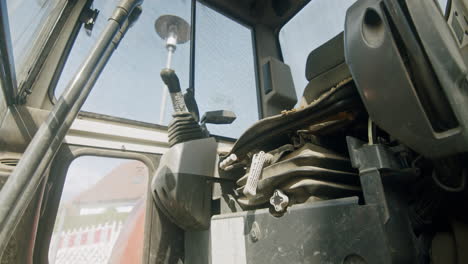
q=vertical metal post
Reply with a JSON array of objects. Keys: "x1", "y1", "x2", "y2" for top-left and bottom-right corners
[
  {"x1": 0, "y1": 0, "x2": 18, "y2": 106},
  {"x1": 159, "y1": 46, "x2": 174, "y2": 124},
  {"x1": 189, "y1": 0, "x2": 196, "y2": 95},
  {"x1": 155, "y1": 15, "x2": 191, "y2": 123}
]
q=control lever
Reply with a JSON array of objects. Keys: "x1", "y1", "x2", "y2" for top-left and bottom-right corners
[
  {"x1": 201, "y1": 110, "x2": 236, "y2": 125},
  {"x1": 155, "y1": 15, "x2": 190, "y2": 123},
  {"x1": 161, "y1": 68, "x2": 206, "y2": 146},
  {"x1": 160, "y1": 68, "x2": 187, "y2": 113}
]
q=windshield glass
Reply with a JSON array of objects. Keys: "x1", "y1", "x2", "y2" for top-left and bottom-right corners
[
  {"x1": 6, "y1": 0, "x2": 66, "y2": 84},
  {"x1": 55, "y1": 0, "x2": 192, "y2": 125},
  {"x1": 54, "y1": 0, "x2": 258, "y2": 138},
  {"x1": 279, "y1": 0, "x2": 356, "y2": 105},
  {"x1": 194, "y1": 1, "x2": 258, "y2": 138},
  {"x1": 437, "y1": 0, "x2": 448, "y2": 14},
  {"x1": 49, "y1": 156, "x2": 148, "y2": 264}
]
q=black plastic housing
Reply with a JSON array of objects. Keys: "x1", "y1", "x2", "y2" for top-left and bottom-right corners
[
  {"x1": 345, "y1": 0, "x2": 468, "y2": 158},
  {"x1": 152, "y1": 137, "x2": 217, "y2": 230}
]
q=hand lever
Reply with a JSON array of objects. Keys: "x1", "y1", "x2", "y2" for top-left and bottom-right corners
[{"x1": 160, "y1": 68, "x2": 187, "y2": 113}]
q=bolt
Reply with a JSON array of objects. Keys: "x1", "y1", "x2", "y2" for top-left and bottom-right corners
[
  {"x1": 249, "y1": 222, "x2": 260, "y2": 242},
  {"x1": 270, "y1": 189, "x2": 289, "y2": 213},
  {"x1": 228, "y1": 196, "x2": 236, "y2": 206},
  {"x1": 219, "y1": 153, "x2": 237, "y2": 170}
]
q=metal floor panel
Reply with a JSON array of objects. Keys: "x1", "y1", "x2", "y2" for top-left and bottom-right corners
[{"x1": 208, "y1": 197, "x2": 391, "y2": 264}]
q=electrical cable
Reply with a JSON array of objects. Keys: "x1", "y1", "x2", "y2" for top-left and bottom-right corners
[{"x1": 432, "y1": 168, "x2": 466, "y2": 192}]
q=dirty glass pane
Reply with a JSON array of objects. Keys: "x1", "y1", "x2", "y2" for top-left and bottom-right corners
[
  {"x1": 54, "y1": 0, "x2": 192, "y2": 125},
  {"x1": 437, "y1": 0, "x2": 448, "y2": 14},
  {"x1": 6, "y1": 0, "x2": 66, "y2": 83},
  {"x1": 49, "y1": 156, "x2": 148, "y2": 264},
  {"x1": 195, "y1": 1, "x2": 258, "y2": 138},
  {"x1": 279, "y1": 0, "x2": 356, "y2": 105}
]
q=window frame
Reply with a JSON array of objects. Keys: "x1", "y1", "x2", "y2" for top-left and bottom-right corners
[
  {"x1": 275, "y1": 0, "x2": 357, "y2": 103},
  {"x1": 193, "y1": 0, "x2": 261, "y2": 136},
  {"x1": 0, "y1": 0, "x2": 18, "y2": 106},
  {"x1": 34, "y1": 144, "x2": 166, "y2": 264},
  {"x1": 196, "y1": 0, "x2": 262, "y2": 119},
  {"x1": 1, "y1": 0, "x2": 74, "y2": 105},
  {"x1": 274, "y1": 0, "x2": 312, "y2": 63}
]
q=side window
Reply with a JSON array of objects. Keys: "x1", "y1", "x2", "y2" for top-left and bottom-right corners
[
  {"x1": 6, "y1": 0, "x2": 66, "y2": 84},
  {"x1": 194, "y1": 2, "x2": 259, "y2": 138},
  {"x1": 54, "y1": 0, "x2": 192, "y2": 125},
  {"x1": 437, "y1": 0, "x2": 448, "y2": 14},
  {"x1": 279, "y1": 0, "x2": 356, "y2": 104},
  {"x1": 48, "y1": 156, "x2": 148, "y2": 264}
]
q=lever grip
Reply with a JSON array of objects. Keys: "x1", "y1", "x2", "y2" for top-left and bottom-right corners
[{"x1": 160, "y1": 68, "x2": 181, "y2": 93}]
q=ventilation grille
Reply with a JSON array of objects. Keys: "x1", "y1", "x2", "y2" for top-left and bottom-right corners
[{"x1": 0, "y1": 158, "x2": 19, "y2": 167}]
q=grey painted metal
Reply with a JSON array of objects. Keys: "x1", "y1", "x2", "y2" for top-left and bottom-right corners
[
  {"x1": 0, "y1": 0, "x2": 17, "y2": 106},
  {"x1": 0, "y1": 0, "x2": 143, "y2": 255},
  {"x1": 208, "y1": 197, "x2": 392, "y2": 264},
  {"x1": 261, "y1": 57, "x2": 297, "y2": 116},
  {"x1": 185, "y1": 230, "x2": 210, "y2": 264},
  {"x1": 345, "y1": 0, "x2": 468, "y2": 158},
  {"x1": 346, "y1": 136, "x2": 402, "y2": 223},
  {"x1": 346, "y1": 136, "x2": 417, "y2": 263},
  {"x1": 152, "y1": 137, "x2": 218, "y2": 230}
]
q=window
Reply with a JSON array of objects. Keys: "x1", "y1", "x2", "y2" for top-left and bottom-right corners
[
  {"x1": 194, "y1": 2, "x2": 258, "y2": 138},
  {"x1": 54, "y1": 0, "x2": 192, "y2": 125},
  {"x1": 49, "y1": 156, "x2": 149, "y2": 264},
  {"x1": 437, "y1": 0, "x2": 448, "y2": 14},
  {"x1": 279, "y1": 0, "x2": 356, "y2": 105},
  {"x1": 54, "y1": 0, "x2": 258, "y2": 137},
  {"x1": 6, "y1": 0, "x2": 66, "y2": 83}
]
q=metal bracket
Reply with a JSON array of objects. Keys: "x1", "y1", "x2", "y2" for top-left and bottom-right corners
[
  {"x1": 347, "y1": 136, "x2": 402, "y2": 173},
  {"x1": 346, "y1": 136, "x2": 403, "y2": 223},
  {"x1": 80, "y1": 6, "x2": 100, "y2": 34}
]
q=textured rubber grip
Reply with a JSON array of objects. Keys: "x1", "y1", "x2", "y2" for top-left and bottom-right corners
[
  {"x1": 243, "y1": 151, "x2": 267, "y2": 197},
  {"x1": 160, "y1": 68, "x2": 181, "y2": 93}
]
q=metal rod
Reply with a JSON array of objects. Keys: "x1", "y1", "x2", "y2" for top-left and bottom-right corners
[
  {"x1": 0, "y1": 0, "x2": 18, "y2": 106},
  {"x1": 166, "y1": 45, "x2": 175, "y2": 68},
  {"x1": 0, "y1": 0, "x2": 142, "y2": 255},
  {"x1": 189, "y1": 0, "x2": 196, "y2": 95},
  {"x1": 159, "y1": 86, "x2": 169, "y2": 123},
  {"x1": 159, "y1": 46, "x2": 175, "y2": 123}
]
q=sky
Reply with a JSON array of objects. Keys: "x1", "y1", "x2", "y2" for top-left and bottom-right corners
[
  {"x1": 6, "y1": 0, "x2": 64, "y2": 83},
  {"x1": 59, "y1": 156, "x2": 142, "y2": 202},
  {"x1": 279, "y1": 0, "x2": 356, "y2": 102}
]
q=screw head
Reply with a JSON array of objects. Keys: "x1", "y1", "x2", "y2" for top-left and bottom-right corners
[
  {"x1": 249, "y1": 222, "x2": 260, "y2": 242},
  {"x1": 270, "y1": 189, "x2": 289, "y2": 213}
]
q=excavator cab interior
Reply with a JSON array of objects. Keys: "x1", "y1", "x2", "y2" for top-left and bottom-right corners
[{"x1": 0, "y1": 0, "x2": 468, "y2": 263}]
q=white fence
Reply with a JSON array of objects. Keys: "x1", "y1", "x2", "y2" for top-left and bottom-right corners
[{"x1": 49, "y1": 221, "x2": 124, "y2": 264}]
